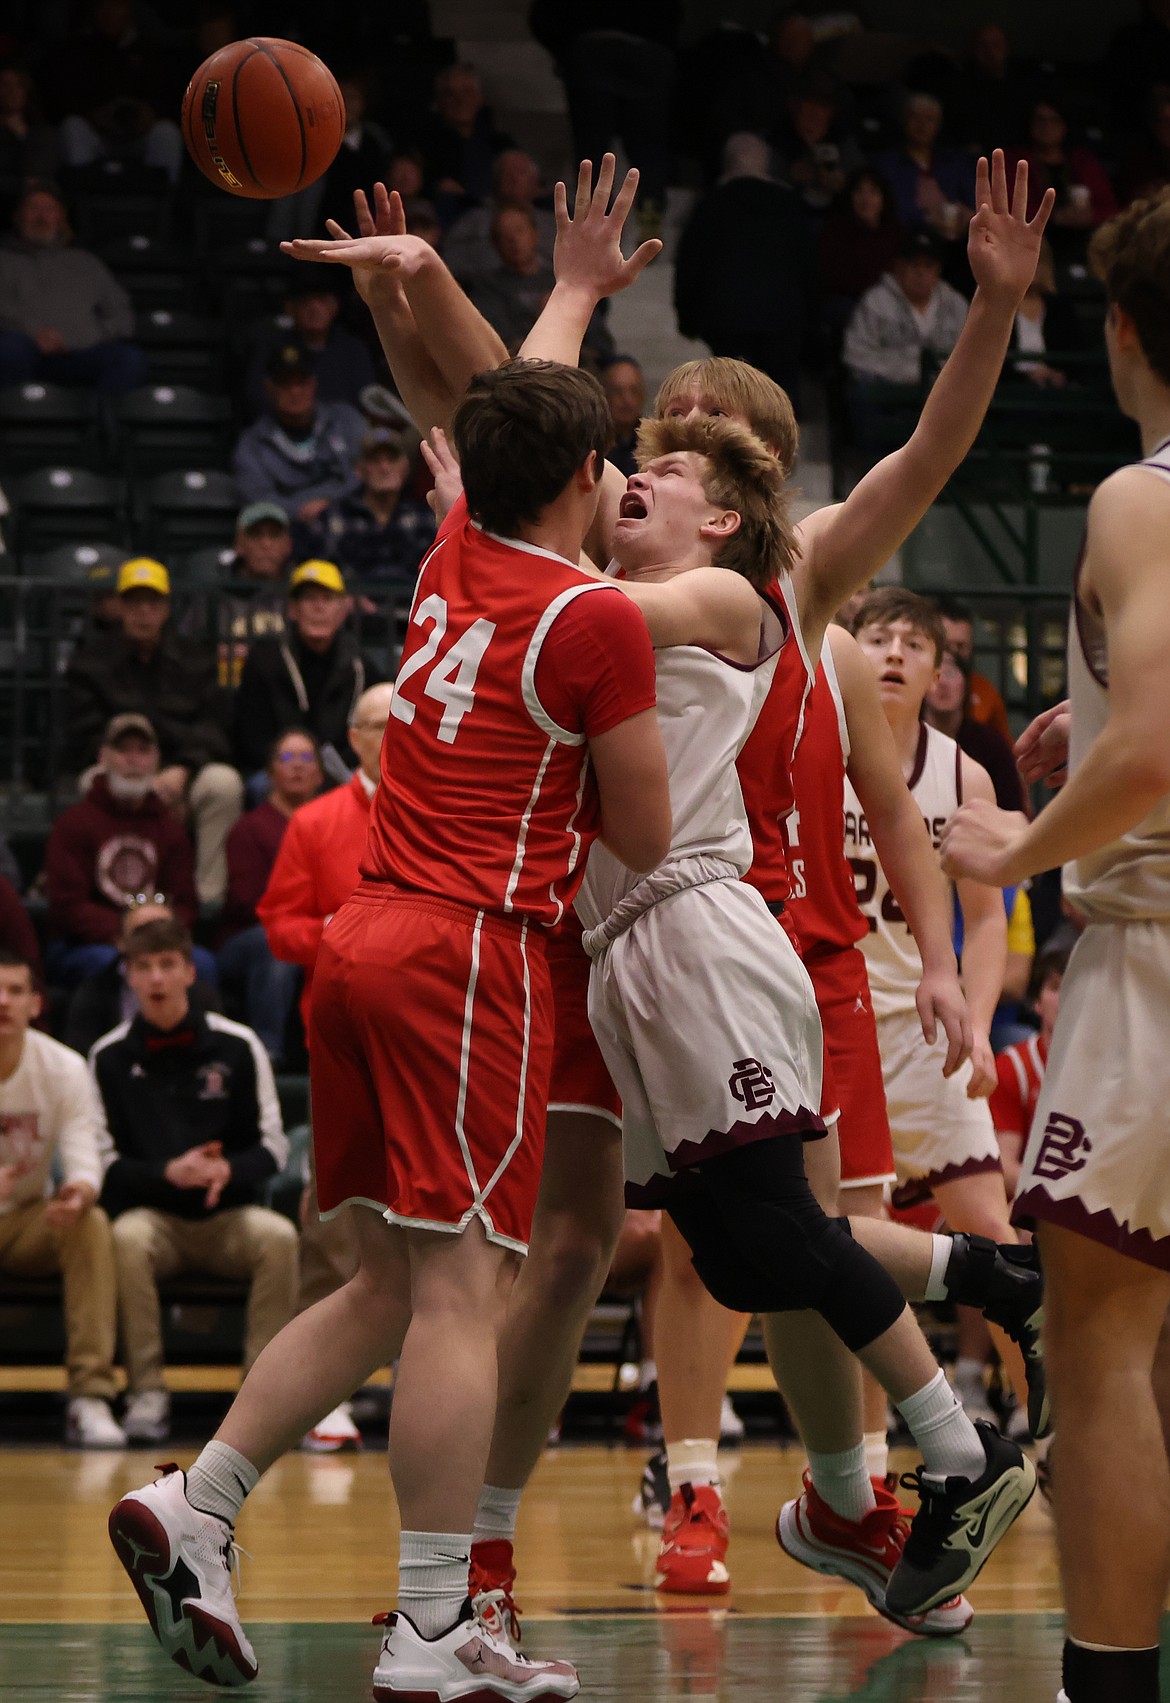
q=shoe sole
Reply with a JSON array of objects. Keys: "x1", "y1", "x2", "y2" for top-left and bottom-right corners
[
  {"x1": 886, "y1": 1454, "x2": 1038, "y2": 1618},
  {"x1": 108, "y1": 1497, "x2": 257, "y2": 1686},
  {"x1": 775, "y1": 1503, "x2": 972, "y2": 1638},
  {"x1": 654, "y1": 1556, "x2": 731, "y2": 1596},
  {"x1": 372, "y1": 1680, "x2": 579, "y2": 1702}
]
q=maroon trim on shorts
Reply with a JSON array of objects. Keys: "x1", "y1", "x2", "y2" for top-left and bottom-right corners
[
  {"x1": 891, "y1": 1153, "x2": 1003, "y2": 1212},
  {"x1": 624, "y1": 1107, "x2": 826, "y2": 1207},
  {"x1": 1014, "y1": 1186, "x2": 1170, "y2": 1272}
]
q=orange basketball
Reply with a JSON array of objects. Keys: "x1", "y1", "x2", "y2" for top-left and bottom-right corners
[{"x1": 182, "y1": 38, "x2": 345, "y2": 200}]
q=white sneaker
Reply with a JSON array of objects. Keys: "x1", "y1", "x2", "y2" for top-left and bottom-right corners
[
  {"x1": 108, "y1": 1465, "x2": 257, "y2": 1686},
  {"x1": 719, "y1": 1394, "x2": 745, "y2": 1444},
  {"x1": 301, "y1": 1400, "x2": 362, "y2": 1453},
  {"x1": 952, "y1": 1372, "x2": 996, "y2": 1429},
  {"x1": 123, "y1": 1389, "x2": 171, "y2": 1443},
  {"x1": 372, "y1": 1596, "x2": 579, "y2": 1701},
  {"x1": 66, "y1": 1396, "x2": 127, "y2": 1449}
]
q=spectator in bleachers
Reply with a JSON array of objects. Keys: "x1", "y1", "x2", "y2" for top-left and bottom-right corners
[
  {"x1": 0, "y1": 184, "x2": 147, "y2": 393},
  {"x1": 415, "y1": 62, "x2": 515, "y2": 203},
  {"x1": 45, "y1": 711, "x2": 198, "y2": 982},
  {"x1": 843, "y1": 227, "x2": 968, "y2": 448},
  {"x1": 0, "y1": 875, "x2": 41, "y2": 987},
  {"x1": 94, "y1": 916, "x2": 296, "y2": 1443},
  {"x1": 67, "y1": 558, "x2": 244, "y2": 909},
  {"x1": 232, "y1": 559, "x2": 380, "y2": 785},
  {"x1": 1115, "y1": 84, "x2": 1170, "y2": 206},
  {"x1": 1009, "y1": 96, "x2": 1117, "y2": 236},
  {"x1": 875, "y1": 92, "x2": 975, "y2": 242},
  {"x1": 674, "y1": 132, "x2": 817, "y2": 409},
  {"x1": 773, "y1": 78, "x2": 864, "y2": 217},
  {"x1": 0, "y1": 947, "x2": 124, "y2": 1447},
  {"x1": 469, "y1": 206, "x2": 558, "y2": 352},
  {"x1": 990, "y1": 942, "x2": 1068, "y2": 1191},
  {"x1": 45, "y1": 0, "x2": 183, "y2": 183},
  {"x1": 923, "y1": 642, "x2": 1025, "y2": 812},
  {"x1": 949, "y1": 23, "x2": 1033, "y2": 156},
  {"x1": 443, "y1": 148, "x2": 556, "y2": 287},
  {"x1": 217, "y1": 502, "x2": 293, "y2": 683},
  {"x1": 600, "y1": 355, "x2": 645, "y2": 479},
  {"x1": 401, "y1": 195, "x2": 442, "y2": 247},
  {"x1": 0, "y1": 833, "x2": 21, "y2": 892},
  {"x1": 64, "y1": 893, "x2": 220, "y2": 1059},
  {"x1": 244, "y1": 272, "x2": 376, "y2": 416},
  {"x1": 312, "y1": 427, "x2": 435, "y2": 589},
  {"x1": 932, "y1": 594, "x2": 1012, "y2": 740},
  {"x1": 233, "y1": 345, "x2": 366, "y2": 526},
  {"x1": 818, "y1": 168, "x2": 903, "y2": 326},
  {"x1": 385, "y1": 148, "x2": 426, "y2": 201},
  {"x1": 0, "y1": 64, "x2": 60, "y2": 199},
  {"x1": 218, "y1": 730, "x2": 323, "y2": 1065},
  {"x1": 267, "y1": 70, "x2": 394, "y2": 245}
]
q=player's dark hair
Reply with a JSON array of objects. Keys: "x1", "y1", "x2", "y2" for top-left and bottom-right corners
[
  {"x1": 268, "y1": 726, "x2": 324, "y2": 772},
  {"x1": 1029, "y1": 942, "x2": 1070, "y2": 1002},
  {"x1": 123, "y1": 918, "x2": 194, "y2": 964},
  {"x1": 453, "y1": 359, "x2": 613, "y2": 537},
  {"x1": 0, "y1": 947, "x2": 35, "y2": 977},
  {"x1": 931, "y1": 593, "x2": 974, "y2": 628},
  {"x1": 849, "y1": 586, "x2": 947, "y2": 664},
  {"x1": 1090, "y1": 188, "x2": 1170, "y2": 386},
  {"x1": 635, "y1": 414, "x2": 798, "y2": 590}
]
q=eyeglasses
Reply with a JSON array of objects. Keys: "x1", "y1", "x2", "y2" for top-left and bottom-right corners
[
  {"x1": 125, "y1": 892, "x2": 168, "y2": 909},
  {"x1": 275, "y1": 751, "x2": 321, "y2": 764}
]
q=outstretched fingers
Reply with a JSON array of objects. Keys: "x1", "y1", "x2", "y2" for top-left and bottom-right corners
[
  {"x1": 622, "y1": 237, "x2": 663, "y2": 282},
  {"x1": 1029, "y1": 184, "x2": 1057, "y2": 235},
  {"x1": 591, "y1": 151, "x2": 617, "y2": 213},
  {"x1": 553, "y1": 177, "x2": 569, "y2": 233},
  {"x1": 990, "y1": 147, "x2": 1008, "y2": 214},
  {"x1": 573, "y1": 158, "x2": 593, "y2": 221},
  {"x1": 1010, "y1": 157, "x2": 1028, "y2": 222},
  {"x1": 609, "y1": 164, "x2": 642, "y2": 227},
  {"x1": 975, "y1": 154, "x2": 991, "y2": 210},
  {"x1": 353, "y1": 187, "x2": 374, "y2": 237}
]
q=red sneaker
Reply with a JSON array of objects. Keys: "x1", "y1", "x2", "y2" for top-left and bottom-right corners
[
  {"x1": 776, "y1": 1471, "x2": 972, "y2": 1637},
  {"x1": 655, "y1": 1483, "x2": 731, "y2": 1595},
  {"x1": 467, "y1": 1538, "x2": 521, "y2": 1645}
]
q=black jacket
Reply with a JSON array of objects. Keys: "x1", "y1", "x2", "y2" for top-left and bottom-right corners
[
  {"x1": 67, "y1": 627, "x2": 230, "y2": 773},
  {"x1": 94, "y1": 1005, "x2": 288, "y2": 1220},
  {"x1": 232, "y1": 628, "x2": 378, "y2": 777}
]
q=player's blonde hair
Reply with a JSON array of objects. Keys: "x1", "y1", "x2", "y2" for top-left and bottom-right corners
[
  {"x1": 653, "y1": 358, "x2": 800, "y2": 475},
  {"x1": 1090, "y1": 187, "x2": 1170, "y2": 386},
  {"x1": 635, "y1": 414, "x2": 798, "y2": 591}
]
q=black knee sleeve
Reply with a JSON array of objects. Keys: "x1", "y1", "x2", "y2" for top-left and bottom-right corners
[{"x1": 666, "y1": 1137, "x2": 906, "y2": 1352}]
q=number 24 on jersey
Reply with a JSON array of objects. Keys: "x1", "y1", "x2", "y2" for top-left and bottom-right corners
[{"x1": 391, "y1": 594, "x2": 496, "y2": 745}]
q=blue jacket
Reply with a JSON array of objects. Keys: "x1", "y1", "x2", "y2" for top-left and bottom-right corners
[{"x1": 232, "y1": 401, "x2": 366, "y2": 512}]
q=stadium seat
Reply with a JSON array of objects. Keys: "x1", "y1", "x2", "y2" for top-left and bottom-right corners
[
  {"x1": 113, "y1": 385, "x2": 233, "y2": 475},
  {"x1": 143, "y1": 468, "x2": 239, "y2": 554},
  {"x1": 135, "y1": 309, "x2": 225, "y2": 390},
  {"x1": 0, "y1": 384, "x2": 102, "y2": 473},
  {"x1": 25, "y1": 541, "x2": 127, "y2": 584},
  {"x1": 63, "y1": 161, "x2": 173, "y2": 246},
  {"x1": 192, "y1": 193, "x2": 271, "y2": 261},
  {"x1": 11, "y1": 468, "x2": 128, "y2": 554},
  {"x1": 211, "y1": 238, "x2": 296, "y2": 320},
  {"x1": 99, "y1": 234, "x2": 199, "y2": 313},
  {"x1": 179, "y1": 545, "x2": 236, "y2": 584}
]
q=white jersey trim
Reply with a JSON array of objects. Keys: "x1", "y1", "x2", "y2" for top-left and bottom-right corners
[
  {"x1": 821, "y1": 638, "x2": 850, "y2": 761},
  {"x1": 452, "y1": 910, "x2": 486, "y2": 1195},
  {"x1": 478, "y1": 920, "x2": 533, "y2": 1205},
  {"x1": 520, "y1": 580, "x2": 618, "y2": 745},
  {"x1": 504, "y1": 739, "x2": 556, "y2": 914},
  {"x1": 474, "y1": 520, "x2": 582, "y2": 574}
]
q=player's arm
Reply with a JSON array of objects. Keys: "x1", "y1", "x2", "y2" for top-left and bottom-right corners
[
  {"x1": 1015, "y1": 698, "x2": 1070, "y2": 788},
  {"x1": 589, "y1": 709, "x2": 672, "y2": 873},
  {"x1": 953, "y1": 754, "x2": 1008, "y2": 1097},
  {"x1": 830, "y1": 627, "x2": 972, "y2": 1075},
  {"x1": 794, "y1": 153, "x2": 1055, "y2": 647},
  {"x1": 942, "y1": 468, "x2": 1170, "y2": 885},
  {"x1": 615, "y1": 567, "x2": 762, "y2": 662}
]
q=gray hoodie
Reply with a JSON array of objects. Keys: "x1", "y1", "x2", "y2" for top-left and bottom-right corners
[
  {"x1": 843, "y1": 270, "x2": 970, "y2": 387},
  {"x1": 0, "y1": 236, "x2": 134, "y2": 349}
]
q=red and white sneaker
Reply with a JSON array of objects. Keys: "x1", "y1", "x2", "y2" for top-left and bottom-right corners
[
  {"x1": 301, "y1": 1401, "x2": 362, "y2": 1453},
  {"x1": 108, "y1": 1464, "x2": 257, "y2": 1685},
  {"x1": 371, "y1": 1597, "x2": 579, "y2": 1701},
  {"x1": 469, "y1": 1538, "x2": 522, "y2": 1645},
  {"x1": 654, "y1": 1483, "x2": 731, "y2": 1595},
  {"x1": 776, "y1": 1472, "x2": 973, "y2": 1638}
]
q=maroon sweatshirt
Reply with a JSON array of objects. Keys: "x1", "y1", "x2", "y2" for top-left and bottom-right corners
[
  {"x1": 221, "y1": 799, "x2": 290, "y2": 937},
  {"x1": 45, "y1": 775, "x2": 198, "y2": 945},
  {"x1": 0, "y1": 874, "x2": 43, "y2": 984}
]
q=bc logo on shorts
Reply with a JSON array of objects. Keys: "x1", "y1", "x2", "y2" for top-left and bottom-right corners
[
  {"x1": 1032, "y1": 1110, "x2": 1092, "y2": 1181},
  {"x1": 729, "y1": 1057, "x2": 777, "y2": 1111}
]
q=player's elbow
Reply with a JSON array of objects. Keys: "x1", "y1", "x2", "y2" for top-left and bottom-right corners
[{"x1": 600, "y1": 800, "x2": 672, "y2": 874}]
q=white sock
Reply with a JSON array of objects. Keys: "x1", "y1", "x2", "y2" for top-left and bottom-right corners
[
  {"x1": 863, "y1": 1430, "x2": 889, "y2": 1482},
  {"x1": 185, "y1": 1441, "x2": 260, "y2": 1526},
  {"x1": 807, "y1": 1442, "x2": 877, "y2": 1523},
  {"x1": 923, "y1": 1235, "x2": 953, "y2": 1302},
  {"x1": 397, "y1": 1530, "x2": 470, "y2": 1639},
  {"x1": 666, "y1": 1438, "x2": 719, "y2": 1493},
  {"x1": 897, "y1": 1369, "x2": 987, "y2": 1482},
  {"x1": 472, "y1": 1484, "x2": 522, "y2": 1544},
  {"x1": 639, "y1": 1359, "x2": 658, "y2": 1392}
]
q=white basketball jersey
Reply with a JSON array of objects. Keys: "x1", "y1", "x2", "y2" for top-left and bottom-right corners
[
  {"x1": 576, "y1": 601, "x2": 784, "y2": 935},
  {"x1": 843, "y1": 722, "x2": 962, "y2": 1017},
  {"x1": 1062, "y1": 440, "x2": 1170, "y2": 921}
]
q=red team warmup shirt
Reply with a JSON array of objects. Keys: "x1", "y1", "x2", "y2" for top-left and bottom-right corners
[
  {"x1": 991, "y1": 1032, "x2": 1049, "y2": 1162},
  {"x1": 311, "y1": 496, "x2": 656, "y2": 1248}
]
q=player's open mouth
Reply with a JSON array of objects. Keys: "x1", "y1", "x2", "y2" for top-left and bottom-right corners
[
  {"x1": 619, "y1": 492, "x2": 648, "y2": 520},
  {"x1": 881, "y1": 670, "x2": 905, "y2": 684}
]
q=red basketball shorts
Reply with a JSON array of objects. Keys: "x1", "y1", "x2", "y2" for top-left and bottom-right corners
[
  {"x1": 310, "y1": 882, "x2": 554, "y2": 1254},
  {"x1": 806, "y1": 944, "x2": 896, "y2": 1190},
  {"x1": 546, "y1": 913, "x2": 621, "y2": 1125}
]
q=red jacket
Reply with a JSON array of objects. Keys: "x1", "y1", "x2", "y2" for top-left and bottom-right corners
[
  {"x1": 221, "y1": 800, "x2": 291, "y2": 936},
  {"x1": 257, "y1": 770, "x2": 373, "y2": 1026},
  {"x1": 45, "y1": 775, "x2": 198, "y2": 945}
]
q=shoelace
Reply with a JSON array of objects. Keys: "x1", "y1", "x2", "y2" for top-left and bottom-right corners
[
  {"x1": 897, "y1": 1468, "x2": 956, "y2": 1569},
  {"x1": 472, "y1": 1584, "x2": 522, "y2": 1645},
  {"x1": 222, "y1": 1536, "x2": 252, "y2": 1599}
]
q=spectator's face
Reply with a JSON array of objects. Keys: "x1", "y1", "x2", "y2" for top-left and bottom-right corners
[
  {"x1": 854, "y1": 617, "x2": 941, "y2": 714},
  {"x1": 494, "y1": 150, "x2": 539, "y2": 205},
  {"x1": 1036, "y1": 969, "x2": 1063, "y2": 1038},
  {"x1": 972, "y1": 23, "x2": 1009, "y2": 76},
  {"x1": 851, "y1": 175, "x2": 885, "y2": 226},
  {"x1": 101, "y1": 734, "x2": 160, "y2": 787},
  {"x1": 603, "y1": 361, "x2": 646, "y2": 435},
  {"x1": 235, "y1": 520, "x2": 291, "y2": 580},
  {"x1": 387, "y1": 154, "x2": 424, "y2": 197},
  {"x1": 268, "y1": 374, "x2": 317, "y2": 429},
  {"x1": 289, "y1": 586, "x2": 347, "y2": 649},
  {"x1": 269, "y1": 732, "x2": 323, "y2": 808},
  {"x1": 119, "y1": 589, "x2": 170, "y2": 647},
  {"x1": 1030, "y1": 104, "x2": 1066, "y2": 149},
  {"x1": 340, "y1": 78, "x2": 366, "y2": 127},
  {"x1": 0, "y1": 69, "x2": 30, "y2": 117},
  {"x1": 613, "y1": 453, "x2": 741, "y2": 573},
  {"x1": 792, "y1": 97, "x2": 834, "y2": 145},
  {"x1": 492, "y1": 209, "x2": 539, "y2": 272},
  {"x1": 125, "y1": 950, "x2": 195, "y2": 1028},
  {"x1": 895, "y1": 254, "x2": 942, "y2": 308},
  {"x1": 773, "y1": 14, "x2": 814, "y2": 67},
  {"x1": 196, "y1": 8, "x2": 236, "y2": 55},
  {"x1": 120, "y1": 901, "x2": 173, "y2": 951},
  {"x1": 925, "y1": 649, "x2": 967, "y2": 717},
  {"x1": 359, "y1": 447, "x2": 410, "y2": 498},
  {"x1": 941, "y1": 614, "x2": 974, "y2": 664},
  {"x1": 16, "y1": 191, "x2": 66, "y2": 246},
  {"x1": 0, "y1": 963, "x2": 39, "y2": 1041},
  {"x1": 904, "y1": 99, "x2": 942, "y2": 150},
  {"x1": 289, "y1": 291, "x2": 338, "y2": 338},
  {"x1": 437, "y1": 68, "x2": 482, "y2": 131},
  {"x1": 347, "y1": 684, "x2": 394, "y2": 779}
]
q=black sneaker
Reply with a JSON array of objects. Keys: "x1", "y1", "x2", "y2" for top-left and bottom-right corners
[
  {"x1": 945, "y1": 1235, "x2": 1050, "y2": 1438},
  {"x1": 631, "y1": 1447, "x2": 671, "y2": 1530},
  {"x1": 886, "y1": 1422, "x2": 1037, "y2": 1618}
]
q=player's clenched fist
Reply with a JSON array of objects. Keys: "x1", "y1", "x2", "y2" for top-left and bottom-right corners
[{"x1": 939, "y1": 798, "x2": 1030, "y2": 887}]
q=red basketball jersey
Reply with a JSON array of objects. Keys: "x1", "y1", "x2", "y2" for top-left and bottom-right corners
[
  {"x1": 784, "y1": 648, "x2": 869, "y2": 957},
  {"x1": 363, "y1": 497, "x2": 655, "y2": 927},
  {"x1": 990, "y1": 1032, "x2": 1049, "y2": 1142},
  {"x1": 737, "y1": 578, "x2": 816, "y2": 905}
]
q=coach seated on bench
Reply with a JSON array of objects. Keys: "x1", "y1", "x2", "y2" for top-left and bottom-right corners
[
  {"x1": 0, "y1": 949, "x2": 124, "y2": 1448},
  {"x1": 92, "y1": 918, "x2": 297, "y2": 1443}
]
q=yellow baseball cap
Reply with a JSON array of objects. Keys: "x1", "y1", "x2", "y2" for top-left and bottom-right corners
[
  {"x1": 290, "y1": 559, "x2": 346, "y2": 595},
  {"x1": 116, "y1": 557, "x2": 171, "y2": 596}
]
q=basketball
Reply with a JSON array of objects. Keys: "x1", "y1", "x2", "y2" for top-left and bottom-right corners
[{"x1": 181, "y1": 38, "x2": 345, "y2": 200}]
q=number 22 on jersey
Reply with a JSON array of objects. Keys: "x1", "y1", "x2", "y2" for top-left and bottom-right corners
[{"x1": 391, "y1": 593, "x2": 496, "y2": 745}]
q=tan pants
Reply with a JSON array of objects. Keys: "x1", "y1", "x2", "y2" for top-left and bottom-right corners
[
  {"x1": 188, "y1": 762, "x2": 244, "y2": 907},
  {"x1": 111, "y1": 1205, "x2": 298, "y2": 1391},
  {"x1": 0, "y1": 1201, "x2": 119, "y2": 1398},
  {"x1": 297, "y1": 1142, "x2": 359, "y2": 1313}
]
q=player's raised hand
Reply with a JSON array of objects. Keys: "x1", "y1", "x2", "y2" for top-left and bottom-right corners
[
  {"x1": 552, "y1": 153, "x2": 663, "y2": 303},
  {"x1": 940, "y1": 796, "x2": 1030, "y2": 886},
  {"x1": 967, "y1": 149, "x2": 1056, "y2": 306},
  {"x1": 280, "y1": 183, "x2": 432, "y2": 306},
  {"x1": 916, "y1": 966, "x2": 973, "y2": 1078},
  {"x1": 420, "y1": 428, "x2": 463, "y2": 523},
  {"x1": 1014, "y1": 698, "x2": 1070, "y2": 788}
]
